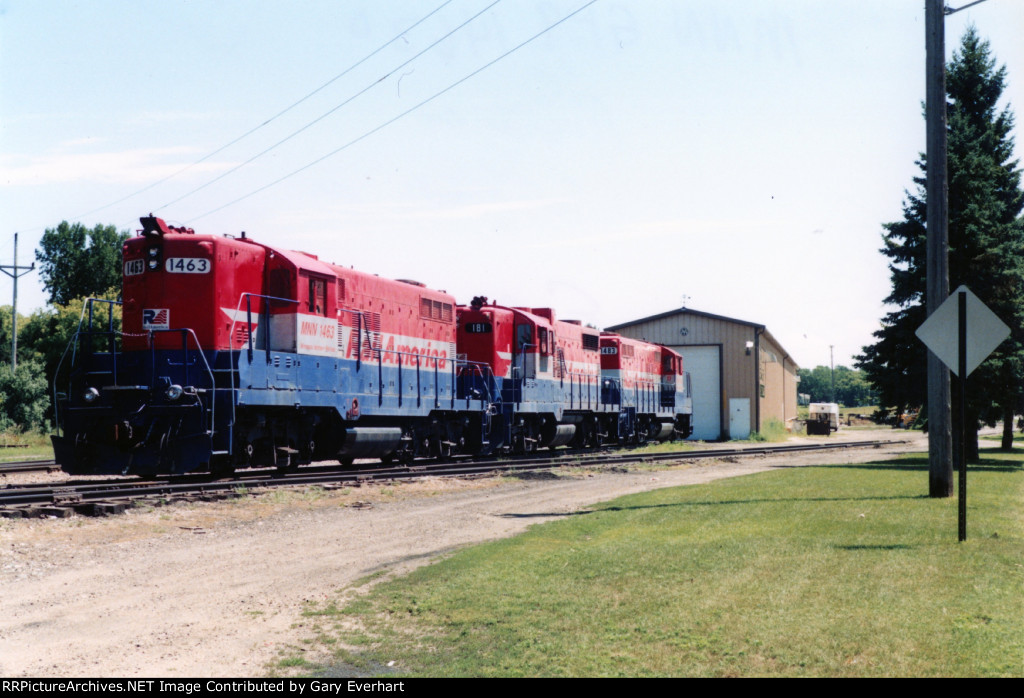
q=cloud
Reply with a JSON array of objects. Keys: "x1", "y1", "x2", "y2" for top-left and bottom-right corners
[
  {"x1": 1, "y1": 146, "x2": 233, "y2": 187},
  {"x1": 267, "y1": 198, "x2": 566, "y2": 227}
]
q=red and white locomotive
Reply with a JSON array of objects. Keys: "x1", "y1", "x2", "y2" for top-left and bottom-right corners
[
  {"x1": 52, "y1": 216, "x2": 692, "y2": 476},
  {"x1": 457, "y1": 297, "x2": 692, "y2": 452}
]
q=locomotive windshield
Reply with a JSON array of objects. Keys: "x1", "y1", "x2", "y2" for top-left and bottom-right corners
[{"x1": 516, "y1": 324, "x2": 532, "y2": 349}]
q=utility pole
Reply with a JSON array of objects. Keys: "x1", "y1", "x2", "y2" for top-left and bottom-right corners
[
  {"x1": 925, "y1": 0, "x2": 953, "y2": 497},
  {"x1": 924, "y1": 0, "x2": 989, "y2": 497},
  {"x1": 829, "y1": 344, "x2": 835, "y2": 403},
  {"x1": 0, "y1": 233, "x2": 36, "y2": 372}
]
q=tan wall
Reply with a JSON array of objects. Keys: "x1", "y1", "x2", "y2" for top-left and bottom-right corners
[
  {"x1": 610, "y1": 311, "x2": 797, "y2": 438},
  {"x1": 758, "y1": 333, "x2": 799, "y2": 430}
]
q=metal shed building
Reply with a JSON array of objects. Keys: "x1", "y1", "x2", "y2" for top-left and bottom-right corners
[{"x1": 605, "y1": 308, "x2": 800, "y2": 440}]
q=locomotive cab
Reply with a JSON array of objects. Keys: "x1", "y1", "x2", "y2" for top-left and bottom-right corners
[
  {"x1": 54, "y1": 217, "x2": 269, "y2": 475},
  {"x1": 598, "y1": 333, "x2": 689, "y2": 444}
]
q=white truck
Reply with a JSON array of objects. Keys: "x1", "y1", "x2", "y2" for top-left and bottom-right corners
[{"x1": 806, "y1": 403, "x2": 840, "y2": 436}]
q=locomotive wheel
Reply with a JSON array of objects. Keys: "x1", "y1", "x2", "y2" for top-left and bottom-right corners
[
  {"x1": 380, "y1": 453, "x2": 394, "y2": 465},
  {"x1": 517, "y1": 435, "x2": 535, "y2": 455},
  {"x1": 340, "y1": 456, "x2": 355, "y2": 468},
  {"x1": 431, "y1": 437, "x2": 452, "y2": 462}
]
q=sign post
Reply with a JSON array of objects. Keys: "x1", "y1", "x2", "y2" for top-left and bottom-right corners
[
  {"x1": 915, "y1": 286, "x2": 1009, "y2": 541},
  {"x1": 957, "y1": 291, "x2": 966, "y2": 541}
]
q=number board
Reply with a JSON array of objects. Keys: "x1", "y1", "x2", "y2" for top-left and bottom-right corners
[
  {"x1": 165, "y1": 258, "x2": 210, "y2": 274},
  {"x1": 124, "y1": 259, "x2": 145, "y2": 276}
]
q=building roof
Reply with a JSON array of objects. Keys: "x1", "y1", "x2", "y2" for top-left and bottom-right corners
[
  {"x1": 606, "y1": 306, "x2": 765, "y2": 332},
  {"x1": 605, "y1": 307, "x2": 798, "y2": 369}
]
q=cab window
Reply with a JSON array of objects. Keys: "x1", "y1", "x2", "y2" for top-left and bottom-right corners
[
  {"x1": 308, "y1": 277, "x2": 327, "y2": 316},
  {"x1": 516, "y1": 324, "x2": 533, "y2": 350}
]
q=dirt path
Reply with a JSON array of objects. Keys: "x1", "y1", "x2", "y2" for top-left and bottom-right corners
[{"x1": 0, "y1": 430, "x2": 926, "y2": 677}]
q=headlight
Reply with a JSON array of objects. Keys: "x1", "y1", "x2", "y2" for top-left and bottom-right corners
[
  {"x1": 165, "y1": 384, "x2": 183, "y2": 401},
  {"x1": 82, "y1": 387, "x2": 100, "y2": 403},
  {"x1": 148, "y1": 259, "x2": 159, "y2": 270}
]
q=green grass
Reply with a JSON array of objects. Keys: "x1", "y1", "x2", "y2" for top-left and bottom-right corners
[
  {"x1": 0, "y1": 429, "x2": 54, "y2": 461},
  {"x1": 289, "y1": 450, "x2": 1023, "y2": 677},
  {"x1": 746, "y1": 416, "x2": 790, "y2": 442},
  {"x1": 630, "y1": 439, "x2": 699, "y2": 455}
]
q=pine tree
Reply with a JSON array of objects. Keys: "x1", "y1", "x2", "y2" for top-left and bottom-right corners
[{"x1": 857, "y1": 26, "x2": 1024, "y2": 455}]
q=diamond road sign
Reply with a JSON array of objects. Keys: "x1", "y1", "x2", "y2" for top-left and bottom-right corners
[{"x1": 915, "y1": 285, "x2": 1011, "y2": 377}]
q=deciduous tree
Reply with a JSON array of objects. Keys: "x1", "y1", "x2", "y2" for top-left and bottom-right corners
[{"x1": 35, "y1": 221, "x2": 129, "y2": 306}]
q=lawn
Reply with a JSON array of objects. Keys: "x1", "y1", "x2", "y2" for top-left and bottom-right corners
[
  {"x1": 0, "y1": 429, "x2": 54, "y2": 462},
  {"x1": 285, "y1": 450, "x2": 1023, "y2": 677}
]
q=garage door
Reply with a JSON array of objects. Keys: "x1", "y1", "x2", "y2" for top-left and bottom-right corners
[{"x1": 675, "y1": 345, "x2": 721, "y2": 441}]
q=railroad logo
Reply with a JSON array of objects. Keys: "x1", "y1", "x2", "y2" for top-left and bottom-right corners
[{"x1": 142, "y1": 308, "x2": 170, "y2": 330}]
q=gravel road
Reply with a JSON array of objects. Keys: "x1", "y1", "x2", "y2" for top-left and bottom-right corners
[{"x1": 0, "y1": 429, "x2": 926, "y2": 677}]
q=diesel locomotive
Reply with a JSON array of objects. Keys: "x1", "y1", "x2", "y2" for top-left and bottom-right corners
[{"x1": 51, "y1": 216, "x2": 693, "y2": 476}]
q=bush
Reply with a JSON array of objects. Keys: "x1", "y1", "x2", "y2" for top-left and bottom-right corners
[{"x1": 0, "y1": 361, "x2": 50, "y2": 432}]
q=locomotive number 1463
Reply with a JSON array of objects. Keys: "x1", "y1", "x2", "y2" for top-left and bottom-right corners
[{"x1": 165, "y1": 258, "x2": 210, "y2": 273}]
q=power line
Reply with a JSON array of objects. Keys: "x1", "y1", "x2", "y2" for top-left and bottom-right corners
[
  {"x1": 188, "y1": 0, "x2": 600, "y2": 223},
  {"x1": 62, "y1": 0, "x2": 456, "y2": 223},
  {"x1": 156, "y1": 0, "x2": 504, "y2": 212}
]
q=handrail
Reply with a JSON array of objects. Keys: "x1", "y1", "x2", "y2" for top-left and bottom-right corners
[
  {"x1": 146, "y1": 327, "x2": 217, "y2": 438},
  {"x1": 227, "y1": 292, "x2": 299, "y2": 364},
  {"x1": 70, "y1": 298, "x2": 123, "y2": 382},
  {"x1": 53, "y1": 319, "x2": 216, "y2": 441},
  {"x1": 229, "y1": 292, "x2": 299, "y2": 438},
  {"x1": 53, "y1": 298, "x2": 124, "y2": 435},
  {"x1": 455, "y1": 358, "x2": 498, "y2": 407},
  {"x1": 365, "y1": 344, "x2": 453, "y2": 409}
]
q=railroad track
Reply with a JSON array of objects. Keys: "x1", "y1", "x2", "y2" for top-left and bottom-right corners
[
  {"x1": 0, "y1": 439, "x2": 907, "y2": 519},
  {"x1": 0, "y1": 459, "x2": 59, "y2": 474}
]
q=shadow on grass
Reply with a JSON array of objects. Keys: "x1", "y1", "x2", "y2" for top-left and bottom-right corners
[
  {"x1": 835, "y1": 544, "x2": 913, "y2": 551},
  {"x1": 826, "y1": 456, "x2": 1023, "y2": 473},
  {"x1": 497, "y1": 510, "x2": 594, "y2": 519},
  {"x1": 596, "y1": 493, "x2": 929, "y2": 515}
]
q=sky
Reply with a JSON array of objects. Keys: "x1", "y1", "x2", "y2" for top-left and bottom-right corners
[{"x1": 2, "y1": 0, "x2": 1023, "y2": 371}]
